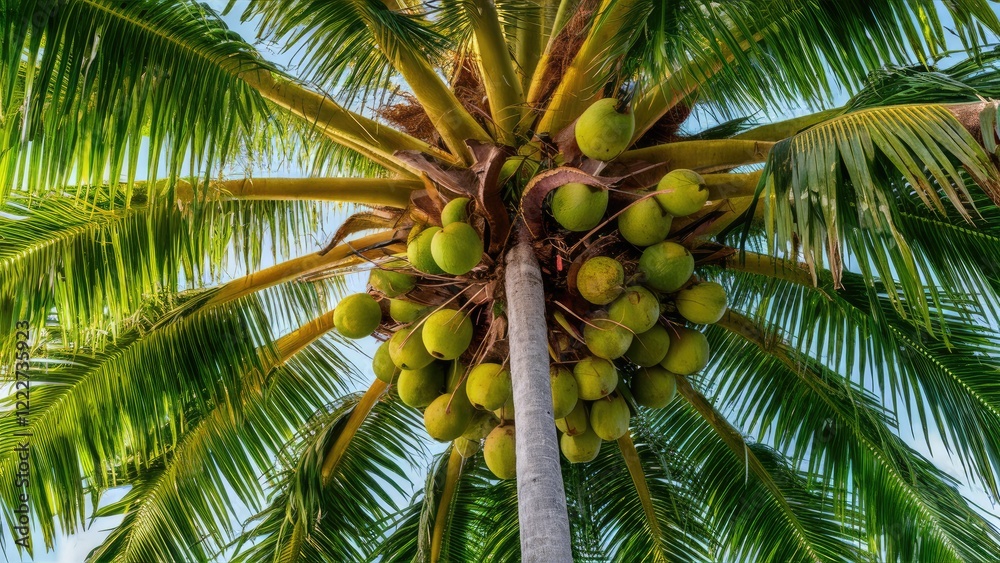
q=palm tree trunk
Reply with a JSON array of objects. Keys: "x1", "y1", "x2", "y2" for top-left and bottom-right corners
[{"x1": 504, "y1": 234, "x2": 573, "y2": 563}]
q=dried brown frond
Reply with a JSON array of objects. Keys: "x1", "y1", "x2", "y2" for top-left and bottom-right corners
[
  {"x1": 532, "y1": 0, "x2": 602, "y2": 113},
  {"x1": 377, "y1": 90, "x2": 440, "y2": 146},
  {"x1": 633, "y1": 102, "x2": 693, "y2": 148}
]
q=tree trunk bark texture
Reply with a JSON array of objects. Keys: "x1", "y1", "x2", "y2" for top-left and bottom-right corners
[{"x1": 504, "y1": 237, "x2": 573, "y2": 563}]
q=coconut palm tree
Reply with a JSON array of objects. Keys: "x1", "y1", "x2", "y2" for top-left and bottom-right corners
[{"x1": 5, "y1": 0, "x2": 1000, "y2": 561}]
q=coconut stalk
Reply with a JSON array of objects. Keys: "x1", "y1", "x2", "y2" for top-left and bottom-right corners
[
  {"x1": 504, "y1": 235, "x2": 573, "y2": 563},
  {"x1": 469, "y1": 0, "x2": 525, "y2": 144}
]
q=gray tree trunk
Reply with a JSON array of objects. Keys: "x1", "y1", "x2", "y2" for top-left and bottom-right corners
[{"x1": 504, "y1": 236, "x2": 573, "y2": 563}]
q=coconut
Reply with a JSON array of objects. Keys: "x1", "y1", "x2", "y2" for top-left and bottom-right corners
[
  {"x1": 575, "y1": 98, "x2": 635, "y2": 161},
  {"x1": 589, "y1": 394, "x2": 630, "y2": 441},
  {"x1": 388, "y1": 324, "x2": 435, "y2": 370},
  {"x1": 408, "y1": 227, "x2": 445, "y2": 275},
  {"x1": 550, "y1": 366, "x2": 580, "y2": 419},
  {"x1": 430, "y1": 222, "x2": 483, "y2": 275},
  {"x1": 484, "y1": 425, "x2": 517, "y2": 479},
  {"x1": 493, "y1": 395, "x2": 515, "y2": 421},
  {"x1": 462, "y1": 411, "x2": 499, "y2": 441},
  {"x1": 422, "y1": 308, "x2": 474, "y2": 360},
  {"x1": 676, "y1": 281, "x2": 728, "y2": 324},
  {"x1": 454, "y1": 436, "x2": 480, "y2": 458},
  {"x1": 583, "y1": 314, "x2": 633, "y2": 360},
  {"x1": 573, "y1": 356, "x2": 618, "y2": 400},
  {"x1": 618, "y1": 196, "x2": 672, "y2": 247},
  {"x1": 660, "y1": 327, "x2": 710, "y2": 375},
  {"x1": 561, "y1": 427, "x2": 602, "y2": 463},
  {"x1": 654, "y1": 169, "x2": 708, "y2": 217},
  {"x1": 466, "y1": 363, "x2": 512, "y2": 411},
  {"x1": 630, "y1": 366, "x2": 677, "y2": 409},
  {"x1": 576, "y1": 256, "x2": 624, "y2": 305},
  {"x1": 396, "y1": 362, "x2": 446, "y2": 408},
  {"x1": 445, "y1": 360, "x2": 467, "y2": 393},
  {"x1": 334, "y1": 293, "x2": 382, "y2": 339},
  {"x1": 372, "y1": 340, "x2": 400, "y2": 383},
  {"x1": 625, "y1": 324, "x2": 671, "y2": 367},
  {"x1": 608, "y1": 286, "x2": 660, "y2": 333},
  {"x1": 550, "y1": 183, "x2": 608, "y2": 232},
  {"x1": 555, "y1": 400, "x2": 589, "y2": 436},
  {"x1": 424, "y1": 391, "x2": 474, "y2": 442},
  {"x1": 368, "y1": 266, "x2": 416, "y2": 298},
  {"x1": 389, "y1": 299, "x2": 427, "y2": 323},
  {"x1": 638, "y1": 241, "x2": 695, "y2": 293},
  {"x1": 441, "y1": 197, "x2": 472, "y2": 226}
]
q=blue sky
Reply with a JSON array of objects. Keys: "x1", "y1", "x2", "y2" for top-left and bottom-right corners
[{"x1": 6, "y1": 1, "x2": 1000, "y2": 561}]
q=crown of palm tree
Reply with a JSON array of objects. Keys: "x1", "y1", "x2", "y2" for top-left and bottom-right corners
[{"x1": 5, "y1": 1, "x2": 1000, "y2": 561}]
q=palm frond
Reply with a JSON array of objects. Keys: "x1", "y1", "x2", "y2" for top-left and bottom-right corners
[
  {"x1": 710, "y1": 310, "x2": 1000, "y2": 562},
  {"x1": 232, "y1": 391, "x2": 423, "y2": 562},
  {"x1": 632, "y1": 0, "x2": 1000, "y2": 132},
  {"x1": 0, "y1": 0, "x2": 274, "y2": 202},
  {"x1": 86, "y1": 323, "x2": 362, "y2": 562},
  {"x1": 748, "y1": 102, "x2": 1000, "y2": 333}
]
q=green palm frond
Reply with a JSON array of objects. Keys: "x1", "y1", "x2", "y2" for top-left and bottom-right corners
[
  {"x1": 708, "y1": 312, "x2": 1000, "y2": 562},
  {"x1": 86, "y1": 327, "x2": 362, "y2": 563},
  {"x1": 568, "y1": 430, "x2": 711, "y2": 562},
  {"x1": 233, "y1": 393, "x2": 423, "y2": 563},
  {"x1": 235, "y1": 0, "x2": 444, "y2": 107},
  {"x1": 0, "y1": 187, "x2": 326, "y2": 359},
  {"x1": 0, "y1": 292, "x2": 277, "y2": 548},
  {"x1": 721, "y1": 257, "x2": 1000, "y2": 501},
  {"x1": 748, "y1": 102, "x2": 1000, "y2": 333},
  {"x1": 632, "y1": 0, "x2": 1000, "y2": 124},
  {"x1": 0, "y1": 0, "x2": 275, "y2": 202}
]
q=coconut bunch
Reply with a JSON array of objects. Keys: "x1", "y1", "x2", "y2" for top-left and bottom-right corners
[
  {"x1": 534, "y1": 100, "x2": 730, "y2": 464},
  {"x1": 328, "y1": 97, "x2": 730, "y2": 480}
]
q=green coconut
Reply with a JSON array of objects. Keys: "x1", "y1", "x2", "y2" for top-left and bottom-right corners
[
  {"x1": 424, "y1": 391, "x2": 475, "y2": 442},
  {"x1": 445, "y1": 360, "x2": 467, "y2": 393},
  {"x1": 575, "y1": 98, "x2": 635, "y2": 161},
  {"x1": 454, "y1": 436, "x2": 480, "y2": 458},
  {"x1": 573, "y1": 356, "x2": 618, "y2": 400},
  {"x1": 422, "y1": 308, "x2": 474, "y2": 360},
  {"x1": 560, "y1": 427, "x2": 602, "y2": 463},
  {"x1": 589, "y1": 394, "x2": 630, "y2": 441},
  {"x1": 618, "y1": 196, "x2": 672, "y2": 247},
  {"x1": 638, "y1": 241, "x2": 695, "y2": 293},
  {"x1": 555, "y1": 400, "x2": 589, "y2": 436},
  {"x1": 334, "y1": 293, "x2": 382, "y2": 339},
  {"x1": 466, "y1": 363, "x2": 512, "y2": 411},
  {"x1": 493, "y1": 395, "x2": 515, "y2": 421},
  {"x1": 462, "y1": 411, "x2": 499, "y2": 441},
  {"x1": 389, "y1": 299, "x2": 427, "y2": 323},
  {"x1": 583, "y1": 314, "x2": 633, "y2": 360},
  {"x1": 388, "y1": 324, "x2": 435, "y2": 370},
  {"x1": 630, "y1": 366, "x2": 677, "y2": 409},
  {"x1": 431, "y1": 222, "x2": 483, "y2": 275},
  {"x1": 550, "y1": 366, "x2": 580, "y2": 419},
  {"x1": 654, "y1": 169, "x2": 708, "y2": 217},
  {"x1": 441, "y1": 197, "x2": 472, "y2": 226},
  {"x1": 368, "y1": 265, "x2": 416, "y2": 298},
  {"x1": 408, "y1": 226, "x2": 445, "y2": 275},
  {"x1": 660, "y1": 327, "x2": 710, "y2": 375},
  {"x1": 576, "y1": 256, "x2": 624, "y2": 305},
  {"x1": 550, "y1": 183, "x2": 609, "y2": 232},
  {"x1": 625, "y1": 324, "x2": 671, "y2": 367},
  {"x1": 396, "y1": 362, "x2": 446, "y2": 408},
  {"x1": 608, "y1": 286, "x2": 660, "y2": 333},
  {"x1": 676, "y1": 281, "x2": 728, "y2": 324},
  {"x1": 484, "y1": 425, "x2": 517, "y2": 479},
  {"x1": 372, "y1": 340, "x2": 400, "y2": 383}
]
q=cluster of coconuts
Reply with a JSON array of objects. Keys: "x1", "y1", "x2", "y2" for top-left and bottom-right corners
[
  {"x1": 541, "y1": 99, "x2": 730, "y2": 464},
  {"x1": 329, "y1": 97, "x2": 730, "y2": 481},
  {"x1": 329, "y1": 197, "x2": 526, "y2": 477}
]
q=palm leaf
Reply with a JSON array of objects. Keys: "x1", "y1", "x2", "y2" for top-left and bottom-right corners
[
  {"x1": 749, "y1": 102, "x2": 1000, "y2": 333},
  {"x1": 0, "y1": 0, "x2": 274, "y2": 202}
]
